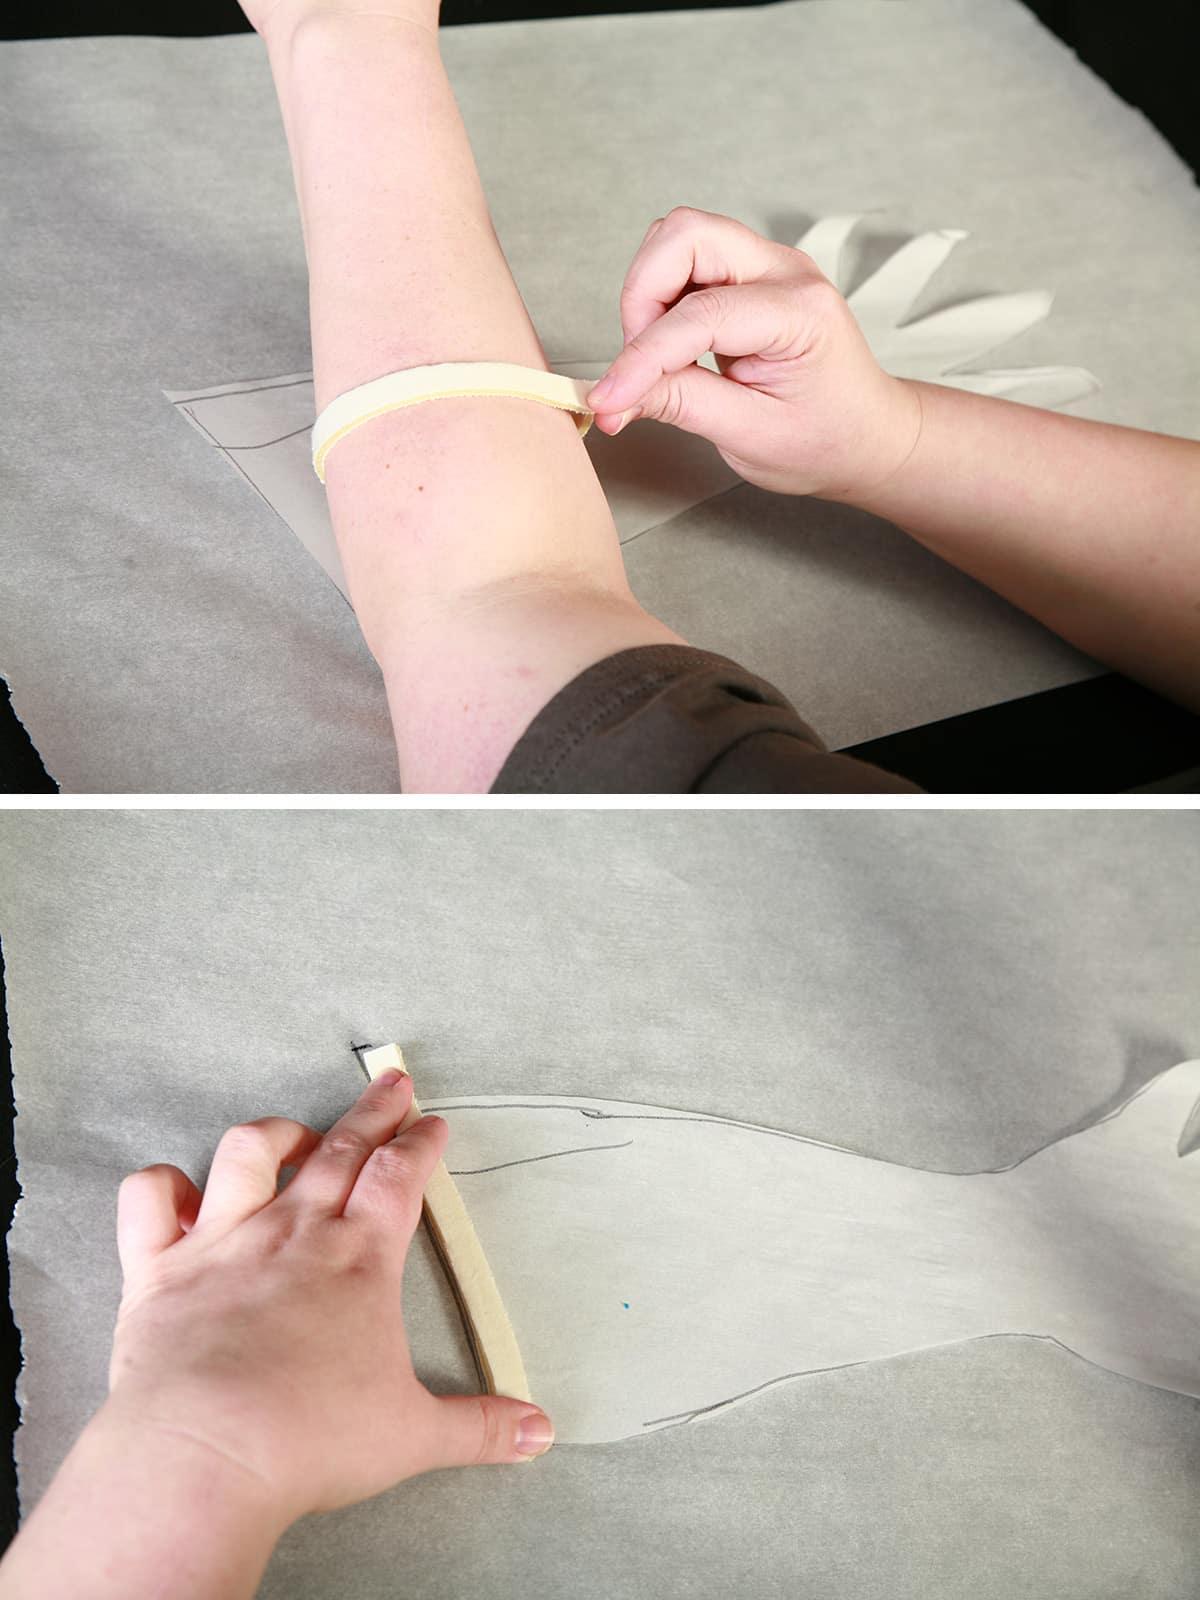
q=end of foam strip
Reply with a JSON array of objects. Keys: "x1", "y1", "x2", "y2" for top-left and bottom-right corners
[{"x1": 361, "y1": 1041, "x2": 408, "y2": 1079}]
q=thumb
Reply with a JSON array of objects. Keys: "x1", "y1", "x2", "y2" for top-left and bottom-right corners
[
  {"x1": 611, "y1": 359, "x2": 764, "y2": 450},
  {"x1": 425, "y1": 1392, "x2": 555, "y2": 1469}
]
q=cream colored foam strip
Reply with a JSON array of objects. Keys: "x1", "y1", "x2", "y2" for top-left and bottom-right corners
[
  {"x1": 311, "y1": 363, "x2": 595, "y2": 482},
  {"x1": 361, "y1": 1043, "x2": 533, "y2": 1412}
]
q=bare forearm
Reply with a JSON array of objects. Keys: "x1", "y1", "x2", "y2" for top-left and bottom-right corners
[
  {"x1": 845, "y1": 382, "x2": 1200, "y2": 710},
  {"x1": 264, "y1": 14, "x2": 678, "y2": 789},
  {"x1": 0, "y1": 1403, "x2": 288, "y2": 1600},
  {"x1": 267, "y1": 11, "x2": 544, "y2": 415}
]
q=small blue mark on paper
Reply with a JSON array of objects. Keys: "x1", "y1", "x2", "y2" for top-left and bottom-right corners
[{"x1": 622, "y1": 1301, "x2": 630, "y2": 1310}]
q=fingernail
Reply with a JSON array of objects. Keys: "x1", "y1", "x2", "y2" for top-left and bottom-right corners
[
  {"x1": 588, "y1": 376, "x2": 616, "y2": 407},
  {"x1": 612, "y1": 407, "x2": 640, "y2": 435},
  {"x1": 515, "y1": 1410, "x2": 555, "y2": 1456},
  {"x1": 373, "y1": 1068, "x2": 406, "y2": 1087}
]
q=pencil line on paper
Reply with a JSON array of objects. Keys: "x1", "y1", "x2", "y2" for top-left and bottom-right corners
[
  {"x1": 640, "y1": 1331, "x2": 1199, "y2": 1430},
  {"x1": 171, "y1": 374, "x2": 316, "y2": 404},
  {"x1": 223, "y1": 425, "x2": 313, "y2": 452},
  {"x1": 426, "y1": 1067, "x2": 1198, "y2": 1177},
  {"x1": 448, "y1": 1139, "x2": 634, "y2": 1177}
]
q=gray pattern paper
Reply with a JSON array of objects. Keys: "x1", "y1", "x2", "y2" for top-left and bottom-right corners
[
  {"x1": 3, "y1": 810, "x2": 1200, "y2": 1595},
  {"x1": 3, "y1": 1, "x2": 1200, "y2": 788}
]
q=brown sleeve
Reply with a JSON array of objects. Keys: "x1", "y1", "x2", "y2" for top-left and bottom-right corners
[{"x1": 490, "y1": 644, "x2": 921, "y2": 794}]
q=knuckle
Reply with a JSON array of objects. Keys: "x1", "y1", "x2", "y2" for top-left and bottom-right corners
[
  {"x1": 765, "y1": 248, "x2": 810, "y2": 285},
  {"x1": 799, "y1": 275, "x2": 845, "y2": 316},
  {"x1": 219, "y1": 1123, "x2": 272, "y2": 1161},
  {"x1": 656, "y1": 377, "x2": 688, "y2": 429},
  {"x1": 321, "y1": 1129, "x2": 372, "y2": 1163},
  {"x1": 665, "y1": 204, "x2": 703, "y2": 228},
  {"x1": 789, "y1": 246, "x2": 821, "y2": 276},
  {"x1": 677, "y1": 286, "x2": 724, "y2": 325},
  {"x1": 259, "y1": 1208, "x2": 300, "y2": 1248},
  {"x1": 624, "y1": 297, "x2": 652, "y2": 344},
  {"x1": 618, "y1": 282, "x2": 642, "y2": 317},
  {"x1": 367, "y1": 1140, "x2": 420, "y2": 1184},
  {"x1": 472, "y1": 1396, "x2": 503, "y2": 1466},
  {"x1": 623, "y1": 328, "x2": 662, "y2": 374}
]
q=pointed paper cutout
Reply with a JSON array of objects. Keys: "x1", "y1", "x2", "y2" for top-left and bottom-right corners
[
  {"x1": 796, "y1": 214, "x2": 1098, "y2": 405},
  {"x1": 416, "y1": 1059, "x2": 1200, "y2": 1444}
]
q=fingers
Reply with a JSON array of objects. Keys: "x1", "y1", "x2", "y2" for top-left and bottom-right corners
[
  {"x1": 615, "y1": 205, "x2": 795, "y2": 352},
  {"x1": 277, "y1": 1069, "x2": 416, "y2": 1218},
  {"x1": 193, "y1": 1117, "x2": 322, "y2": 1238},
  {"x1": 589, "y1": 206, "x2": 826, "y2": 424},
  {"x1": 117, "y1": 1164, "x2": 203, "y2": 1277},
  {"x1": 343, "y1": 1110, "x2": 449, "y2": 1233},
  {"x1": 635, "y1": 214, "x2": 667, "y2": 268},
  {"x1": 419, "y1": 1392, "x2": 555, "y2": 1470},
  {"x1": 589, "y1": 283, "x2": 800, "y2": 422},
  {"x1": 602, "y1": 359, "x2": 769, "y2": 448}
]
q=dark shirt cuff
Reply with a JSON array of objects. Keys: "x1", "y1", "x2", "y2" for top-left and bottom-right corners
[{"x1": 490, "y1": 644, "x2": 921, "y2": 794}]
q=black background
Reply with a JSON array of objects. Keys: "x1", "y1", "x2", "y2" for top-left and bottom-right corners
[
  {"x1": 2, "y1": 0, "x2": 1198, "y2": 1554},
  {"x1": 0, "y1": 946, "x2": 20, "y2": 1551}
]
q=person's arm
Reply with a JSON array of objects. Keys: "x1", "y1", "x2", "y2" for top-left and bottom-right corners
[
  {"x1": 259, "y1": 2, "x2": 681, "y2": 791},
  {"x1": 0, "y1": 1405, "x2": 287, "y2": 1600},
  {"x1": 584, "y1": 205, "x2": 1200, "y2": 716},
  {"x1": 0, "y1": 1071, "x2": 553, "y2": 1600},
  {"x1": 837, "y1": 382, "x2": 1200, "y2": 713}
]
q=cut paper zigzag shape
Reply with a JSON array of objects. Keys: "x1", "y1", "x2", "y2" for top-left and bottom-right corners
[
  {"x1": 164, "y1": 215, "x2": 1099, "y2": 602},
  {"x1": 418, "y1": 1058, "x2": 1200, "y2": 1445},
  {"x1": 795, "y1": 214, "x2": 1100, "y2": 407}
]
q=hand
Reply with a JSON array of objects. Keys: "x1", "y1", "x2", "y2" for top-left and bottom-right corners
[
  {"x1": 586, "y1": 206, "x2": 923, "y2": 502},
  {"x1": 107, "y1": 1069, "x2": 554, "y2": 1527}
]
